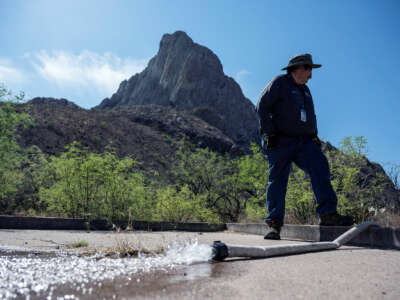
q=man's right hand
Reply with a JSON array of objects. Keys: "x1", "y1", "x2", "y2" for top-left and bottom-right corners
[
  {"x1": 312, "y1": 136, "x2": 322, "y2": 148},
  {"x1": 263, "y1": 134, "x2": 278, "y2": 150}
]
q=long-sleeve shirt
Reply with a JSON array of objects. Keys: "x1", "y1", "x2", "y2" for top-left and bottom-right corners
[{"x1": 256, "y1": 74, "x2": 318, "y2": 138}]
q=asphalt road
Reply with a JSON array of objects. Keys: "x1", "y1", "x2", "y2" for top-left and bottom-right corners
[{"x1": 1, "y1": 229, "x2": 399, "y2": 299}]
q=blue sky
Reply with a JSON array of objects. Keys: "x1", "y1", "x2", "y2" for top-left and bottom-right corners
[{"x1": 1, "y1": 0, "x2": 399, "y2": 171}]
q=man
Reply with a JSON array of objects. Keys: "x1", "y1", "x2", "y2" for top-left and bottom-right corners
[{"x1": 256, "y1": 54, "x2": 354, "y2": 240}]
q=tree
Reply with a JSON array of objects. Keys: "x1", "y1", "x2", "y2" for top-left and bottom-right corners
[
  {"x1": 154, "y1": 185, "x2": 219, "y2": 223},
  {"x1": 169, "y1": 141, "x2": 268, "y2": 222},
  {"x1": 285, "y1": 164, "x2": 316, "y2": 224},
  {"x1": 0, "y1": 84, "x2": 33, "y2": 213},
  {"x1": 386, "y1": 163, "x2": 400, "y2": 192},
  {"x1": 328, "y1": 137, "x2": 387, "y2": 222},
  {"x1": 16, "y1": 145, "x2": 48, "y2": 213},
  {"x1": 40, "y1": 142, "x2": 148, "y2": 222},
  {"x1": 236, "y1": 143, "x2": 269, "y2": 221},
  {"x1": 339, "y1": 136, "x2": 368, "y2": 158}
]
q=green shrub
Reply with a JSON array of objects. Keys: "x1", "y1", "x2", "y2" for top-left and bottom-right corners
[
  {"x1": 40, "y1": 142, "x2": 147, "y2": 222},
  {"x1": 154, "y1": 185, "x2": 220, "y2": 223},
  {"x1": 0, "y1": 84, "x2": 33, "y2": 213}
]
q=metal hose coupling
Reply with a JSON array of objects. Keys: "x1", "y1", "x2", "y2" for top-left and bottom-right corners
[{"x1": 212, "y1": 241, "x2": 229, "y2": 261}]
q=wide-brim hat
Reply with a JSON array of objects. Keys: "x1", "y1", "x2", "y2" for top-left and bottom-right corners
[{"x1": 282, "y1": 53, "x2": 322, "y2": 71}]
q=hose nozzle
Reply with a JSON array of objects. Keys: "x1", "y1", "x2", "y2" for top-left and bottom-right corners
[{"x1": 212, "y1": 241, "x2": 228, "y2": 261}]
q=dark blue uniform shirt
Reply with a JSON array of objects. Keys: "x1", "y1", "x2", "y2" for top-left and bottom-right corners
[{"x1": 256, "y1": 74, "x2": 318, "y2": 138}]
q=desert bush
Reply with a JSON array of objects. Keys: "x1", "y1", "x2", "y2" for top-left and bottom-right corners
[
  {"x1": 169, "y1": 141, "x2": 268, "y2": 222},
  {"x1": 154, "y1": 185, "x2": 220, "y2": 223},
  {"x1": 0, "y1": 84, "x2": 33, "y2": 213},
  {"x1": 40, "y1": 142, "x2": 147, "y2": 222}
]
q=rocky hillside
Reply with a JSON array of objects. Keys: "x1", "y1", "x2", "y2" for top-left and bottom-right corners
[
  {"x1": 18, "y1": 97, "x2": 235, "y2": 173},
  {"x1": 95, "y1": 31, "x2": 259, "y2": 149}
]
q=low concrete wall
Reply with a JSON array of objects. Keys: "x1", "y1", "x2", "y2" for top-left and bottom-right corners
[
  {"x1": 0, "y1": 215, "x2": 226, "y2": 232},
  {"x1": 227, "y1": 223, "x2": 400, "y2": 250},
  {"x1": 90, "y1": 219, "x2": 226, "y2": 232},
  {"x1": 2, "y1": 216, "x2": 398, "y2": 249},
  {"x1": 0, "y1": 215, "x2": 86, "y2": 230}
]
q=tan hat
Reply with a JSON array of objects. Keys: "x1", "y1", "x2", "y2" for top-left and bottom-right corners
[{"x1": 282, "y1": 53, "x2": 322, "y2": 71}]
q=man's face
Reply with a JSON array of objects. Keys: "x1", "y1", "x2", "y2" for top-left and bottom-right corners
[{"x1": 294, "y1": 65, "x2": 312, "y2": 84}]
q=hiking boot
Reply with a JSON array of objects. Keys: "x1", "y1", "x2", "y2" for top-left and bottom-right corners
[
  {"x1": 319, "y1": 212, "x2": 355, "y2": 226},
  {"x1": 264, "y1": 220, "x2": 281, "y2": 240}
]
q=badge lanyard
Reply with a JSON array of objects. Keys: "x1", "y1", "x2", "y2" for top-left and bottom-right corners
[
  {"x1": 300, "y1": 99, "x2": 307, "y2": 122},
  {"x1": 294, "y1": 86, "x2": 307, "y2": 122}
]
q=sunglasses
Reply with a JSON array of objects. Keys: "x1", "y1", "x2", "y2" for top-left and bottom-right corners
[{"x1": 303, "y1": 65, "x2": 312, "y2": 70}]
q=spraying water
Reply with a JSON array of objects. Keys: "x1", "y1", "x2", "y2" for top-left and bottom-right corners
[{"x1": 0, "y1": 239, "x2": 213, "y2": 299}]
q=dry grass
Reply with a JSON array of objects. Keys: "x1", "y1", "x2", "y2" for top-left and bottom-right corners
[
  {"x1": 113, "y1": 238, "x2": 157, "y2": 257},
  {"x1": 284, "y1": 213, "x2": 319, "y2": 225},
  {"x1": 239, "y1": 213, "x2": 320, "y2": 225},
  {"x1": 238, "y1": 215, "x2": 265, "y2": 224},
  {"x1": 68, "y1": 240, "x2": 89, "y2": 248},
  {"x1": 371, "y1": 211, "x2": 400, "y2": 228},
  {"x1": 77, "y1": 236, "x2": 165, "y2": 258}
]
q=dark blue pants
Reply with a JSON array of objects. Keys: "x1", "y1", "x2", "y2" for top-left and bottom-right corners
[{"x1": 263, "y1": 137, "x2": 337, "y2": 226}]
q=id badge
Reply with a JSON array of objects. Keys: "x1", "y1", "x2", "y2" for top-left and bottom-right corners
[{"x1": 300, "y1": 109, "x2": 307, "y2": 122}]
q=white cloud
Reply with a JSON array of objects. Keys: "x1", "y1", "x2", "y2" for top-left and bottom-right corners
[
  {"x1": 0, "y1": 58, "x2": 27, "y2": 85},
  {"x1": 28, "y1": 50, "x2": 147, "y2": 94},
  {"x1": 235, "y1": 69, "x2": 250, "y2": 82}
]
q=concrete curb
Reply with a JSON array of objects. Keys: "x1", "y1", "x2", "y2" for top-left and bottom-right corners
[
  {"x1": 1, "y1": 216, "x2": 398, "y2": 250},
  {"x1": 0, "y1": 215, "x2": 86, "y2": 230},
  {"x1": 227, "y1": 223, "x2": 400, "y2": 250},
  {"x1": 0, "y1": 215, "x2": 226, "y2": 232}
]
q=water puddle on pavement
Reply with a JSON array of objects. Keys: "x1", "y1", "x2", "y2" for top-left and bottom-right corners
[{"x1": 0, "y1": 239, "x2": 215, "y2": 299}]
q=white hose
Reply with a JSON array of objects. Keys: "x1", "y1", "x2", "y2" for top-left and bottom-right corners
[
  {"x1": 212, "y1": 221, "x2": 378, "y2": 260},
  {"x1": 333, "y1": 221, "x2": 378, "y2": 246},
  {"x1": 227, "y1": 241, "x2": 338, "y2": 258}
]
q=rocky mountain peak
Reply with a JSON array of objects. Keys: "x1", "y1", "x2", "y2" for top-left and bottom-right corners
[
  {"x1": 96, "y1": 31, "x2": 259, "y2": 148},
  {"x1": 156, "y1": 31, "x2": 223, "y2": 75},
  {"x1": 159, "y1": 31, "x2": 194, "y2": 53}
]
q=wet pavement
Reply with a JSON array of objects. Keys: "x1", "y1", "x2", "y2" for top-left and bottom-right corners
[
  {"x1": 0, "y1": 237, "x2": 212, "y2": 299},
  {"x1": 1, "y1": 229, "x2": 400, "y2": 299}
]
